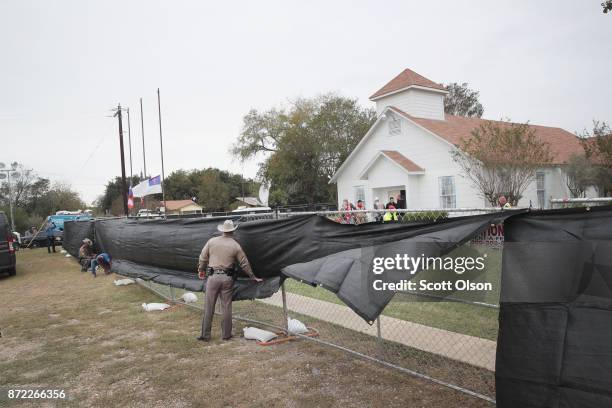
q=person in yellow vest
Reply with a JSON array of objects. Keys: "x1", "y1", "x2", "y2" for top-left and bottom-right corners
[
  {"x1": 498, "y1": 195, "x2": 512, "y2": 210},
  {"x1": 383, "y1": 204, "x2": 399, "y2": 222}
]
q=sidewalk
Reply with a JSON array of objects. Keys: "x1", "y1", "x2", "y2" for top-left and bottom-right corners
[{"x1": 258, "y1": 291, "x2": 496, "y2": 370}]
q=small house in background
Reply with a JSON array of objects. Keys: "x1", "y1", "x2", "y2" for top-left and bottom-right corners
[
  {"x1": 234, "y1": 196, "x2": 264, "y2": 208},
  {"x1": 161, "y1": 200, "x2": 203, "y2": 215},
  {"x1": 232, "y1": 197, "x2": 271, "y2": 213}
]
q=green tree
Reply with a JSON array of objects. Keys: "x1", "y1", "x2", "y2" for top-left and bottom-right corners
[
  {"x1": 197, "y1": 171, "x2": 231, "y2": 211},
  {"x1": 565, "y1": 154, "x2": 598, "y2": 198},
  {"x1": 444, "y1": 83, "x2": 484, "y2": 118},
  {"x1": 163, "y1": 168, "x2": 257, "y2": 210},
  {"x1": 0, "y1": 163, "x2": 50, "y2": 213},
  {"x1": 164, "y1": 170, "x2": 196, "y2": 200},
  {"x1": 35, "y1": 183, "x2": 86, "y2": 216},
  {"x1": 580, "y1": 121, "x2": 612, "y2": 196},
  {"x1": 452, "y1": 120, "x2": 553, "y2": 206},
  {"x1": 98, "y1": 175, "x2": 142, "y2": 213},
  {"x1": 233, "y1": 94, "x2": 375, "y2": 205}
]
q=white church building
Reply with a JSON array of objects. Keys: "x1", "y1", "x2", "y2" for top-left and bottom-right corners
[{"x1": 330, "y1": 68, "x2": 585, "y2": 210}]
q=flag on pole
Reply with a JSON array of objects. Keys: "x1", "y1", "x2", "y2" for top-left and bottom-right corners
[
  {"x1": 132, "y1": 175, "x2": 162, "y2": 197},
  {"x1": 127, "y1": 187, "x2": 134, "y2": 209}
]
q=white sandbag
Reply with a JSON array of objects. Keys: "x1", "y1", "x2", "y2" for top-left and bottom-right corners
[
  {"x1": 65, "y1": 254, "x2": 71, "y2": 258},
  {"x1": 113, "y1": 278, "x2": 135, "y2": 286},
  {"x1": 181, "y1": 292, "x2": 198, "y2": 303},
  {"x1": 288, "y1": 318, "x2": 308, "y2": 334},
  {"x1": 243, "y1": 327, "x2": 277, "y2": 343},
  {"x1": 141, "y1": 302, "x2": 170, "y2": 312},
  {"x1": 60, "y1": 249, "x2": 67, "y2": 254}
]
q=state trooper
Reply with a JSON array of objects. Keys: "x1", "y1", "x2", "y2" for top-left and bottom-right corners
[{"x1": 197, "y1": 219, "x2": 262, "y2": 341}]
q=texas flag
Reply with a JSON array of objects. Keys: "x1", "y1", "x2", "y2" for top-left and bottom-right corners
[{"x1": 127, "y1": 187, "x2": 134, "y2": 209}]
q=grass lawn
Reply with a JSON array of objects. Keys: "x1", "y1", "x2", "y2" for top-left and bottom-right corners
[{"x1": 0, "y1": 248, "x2": 491, "y2": 407}]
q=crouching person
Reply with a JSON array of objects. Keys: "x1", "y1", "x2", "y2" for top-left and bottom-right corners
[
  {"x1": 197, "y1": 220, "x2": 262, "y2": 342},
  {"x1": 91, "y1": 252, "x2": 112, "y2": 277},
  {"x1": 78, "y1": 239, "x2": 96, "y2": 272}
]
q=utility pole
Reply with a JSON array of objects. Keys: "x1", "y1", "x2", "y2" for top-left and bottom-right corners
[
  {"x1": 140, "y1": 97, "x2": 147, "y2": 179},
  {"x1": 126, "y1": 107, "x2": 133, "y2": 182},
  {"x1": 113, "y1": 104, "x2": 129, "y2": 216},
  {"x1": 157, "y1": 88, "x2": 166, "y2": 211}
]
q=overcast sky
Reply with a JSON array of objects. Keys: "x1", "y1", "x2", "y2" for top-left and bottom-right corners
[{"x1": 2, "y1": 1, "x2": 611, "y2": 204}]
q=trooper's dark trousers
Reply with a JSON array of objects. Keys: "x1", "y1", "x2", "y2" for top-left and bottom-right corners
[
  {"x1": 47, "y1": 237, "x2": 56, "y2": 253},
  {"x1": 200, "y1": 274, "x2": 234, "y2": 340}
]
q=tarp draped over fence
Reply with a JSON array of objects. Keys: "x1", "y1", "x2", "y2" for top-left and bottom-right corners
[
  {"x1": 64, "y1": 207, "x2": 612, "y2": 407},
  {"x1": 65, "y1": 211, "x2": 519, "y2": 304},
  {"x1": 281, "y1": 210, "x2": 516, "y2": 322},
  {"x1": 496, "y1": 206, "x2": 612, "y2": 408}
]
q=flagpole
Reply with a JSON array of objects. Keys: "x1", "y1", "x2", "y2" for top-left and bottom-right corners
[
  {"x1": 140, "y1": 97, "x2": 147, "y2": 179},
  {"x1": 157, "y1": 88, "x2": 166, "y2": 214},
  {"x1": 127, "y1": 108, "x2": 133, "y2": 182},
  {"x1": 139, "y1": 97, "x2": 147, "y2": 212}
]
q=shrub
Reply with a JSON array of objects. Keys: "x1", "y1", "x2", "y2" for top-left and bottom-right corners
[{"x1": 401, "y1": 211, "x2": 448, "y2": 223}]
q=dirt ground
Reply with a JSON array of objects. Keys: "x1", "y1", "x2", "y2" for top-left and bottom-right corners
[{"x1": 0, "y1": 249, "x2": 491, "y2": 407}]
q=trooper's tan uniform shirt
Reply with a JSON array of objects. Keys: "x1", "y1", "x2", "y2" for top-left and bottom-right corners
[{"x1": 198, "y1": 235, "x2": 255, "y2": 278}]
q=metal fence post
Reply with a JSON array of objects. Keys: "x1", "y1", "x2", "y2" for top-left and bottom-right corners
[
  {"x1": 376, "y1": 316, "x2": 382, "y2": 341},
  {"x1": 169, "y1": 286, "x2": 175, "y2": 302},
  {"x1": 281, "y1": 281, "x2": 289, "y2": 334}
]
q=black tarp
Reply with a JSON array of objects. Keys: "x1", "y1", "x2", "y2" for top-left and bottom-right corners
[
  {"x1": 68, "y1": 211, "x2": 522, "y2": 303},
  {"x1": 496, "y1": 206, "x2": 612, "y2": 408},
  {"x1": 281, "y1": 211, "x2": 516, "y2": 322},
  {"x1": 62, "y1": 220, "x2": 95, "y2": 257}
]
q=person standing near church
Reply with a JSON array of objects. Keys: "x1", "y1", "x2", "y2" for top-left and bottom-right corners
[{"x1": 197, "y1": 220, "x2": 262, "y2": 341}]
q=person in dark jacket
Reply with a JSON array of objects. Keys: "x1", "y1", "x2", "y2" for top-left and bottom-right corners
[{"x1": 45, "y1": 219, "x2": 57, "y2": 254}]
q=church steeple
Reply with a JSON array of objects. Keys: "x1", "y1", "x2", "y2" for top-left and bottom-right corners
[{"x1": 370, "y1": 68, "x2": 447, "y2": 120}]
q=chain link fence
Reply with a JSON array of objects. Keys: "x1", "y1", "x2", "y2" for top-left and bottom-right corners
[
  {"x1": 550, "y1": 197, "x2": 612, "y2": 209},
  {"x1": 131, "y1": 209, "x2": 503, "y2": 404}
]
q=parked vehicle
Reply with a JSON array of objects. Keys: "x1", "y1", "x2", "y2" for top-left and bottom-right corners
[
  {"x1": 0, "y1": 211, "x2": 17, "y2": 276},
  {"x1": 21, "y1": 230, "x2": 48, "y2": 248},
  {"x1": 137, "y1": 209, "x2": 162, "y2": 218},
  {"x1": 47, "y1": 213, "x2": 91, "y2": 231},
  {"x1": 231, "y1": 206, "x2": 272, "y2": 214},
  {"x1": 21, "y1": 212, "x2": 91, "y2": 248}
]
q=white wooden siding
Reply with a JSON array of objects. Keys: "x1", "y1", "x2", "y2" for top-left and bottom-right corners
[{"x1": 375, "y1": 88, "x2": 445, "y2": 120}]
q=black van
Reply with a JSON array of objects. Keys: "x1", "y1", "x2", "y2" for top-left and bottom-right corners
[{"x1": 0, "y1": 211, "x2": 16, "y2": 276}]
